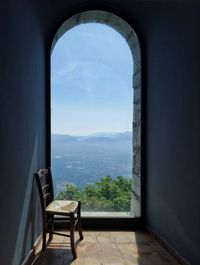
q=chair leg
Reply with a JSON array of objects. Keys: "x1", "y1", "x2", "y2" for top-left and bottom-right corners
[
  {"x1": 49, "y1": 215, "x2": 54, "y2": 241},
  {"x1": 42, "y1": 222, "x2": 47, "y2": 251},
  {"x1": 70, "y1": 213, "x2": 77, "y2": 259},
  {"x1": 77, "y1": 201, "x2": 84, "y2": 240},
  {"x1": 77, "y1": 218, "x2": 84, "y2": 240}
]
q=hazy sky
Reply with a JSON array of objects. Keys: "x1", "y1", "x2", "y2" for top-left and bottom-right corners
[{"x1": 51, "y1": 23, "x2": 133, "y2": 135}]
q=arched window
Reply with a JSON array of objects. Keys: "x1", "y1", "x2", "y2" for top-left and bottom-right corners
[{"x1": 51, "y1": 11, "x2": 141, "y2": 218}]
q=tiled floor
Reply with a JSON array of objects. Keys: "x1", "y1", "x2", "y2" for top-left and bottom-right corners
[{"x1": 32, "y1": 231, "x2": 182, "y2": 265}]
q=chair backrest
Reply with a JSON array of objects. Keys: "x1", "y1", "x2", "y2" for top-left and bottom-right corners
[{"x1": 34, "y1": 168, "x2": 54, "y2": 212}]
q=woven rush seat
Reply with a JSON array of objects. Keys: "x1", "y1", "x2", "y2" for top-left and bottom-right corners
[{"x1": 46, "y1": 200, "x2": 78, "y2": 214}]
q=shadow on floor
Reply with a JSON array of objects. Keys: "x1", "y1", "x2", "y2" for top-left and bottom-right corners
[
  {"x1": 33, "y1": 242, "x2": 74, "y2": 265},
  {"x1": 135, "y1": 232, "x2": 182, "y2": 265}
]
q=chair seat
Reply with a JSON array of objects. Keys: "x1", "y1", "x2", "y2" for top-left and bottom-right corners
[{"x1": 45, "y1": 200, "x2": 78, "y2": 215}]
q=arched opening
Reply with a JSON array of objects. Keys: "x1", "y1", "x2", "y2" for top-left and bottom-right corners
[{"x1": 50, "y1": 11, "x2": 141, "y2": 218}]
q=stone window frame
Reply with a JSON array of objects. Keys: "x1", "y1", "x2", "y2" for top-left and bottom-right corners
[{"x1": 51, "y1": 10, "x2": 141, "y2": 217}]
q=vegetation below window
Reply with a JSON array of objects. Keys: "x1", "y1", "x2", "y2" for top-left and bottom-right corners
[{"x1": 56, "y1": 175, "x2": 132, "y2": 212}]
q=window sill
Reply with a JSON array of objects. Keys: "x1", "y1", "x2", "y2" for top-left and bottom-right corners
[{"x1": 82, "y1": 211, "x2": 134, "y2": 218}]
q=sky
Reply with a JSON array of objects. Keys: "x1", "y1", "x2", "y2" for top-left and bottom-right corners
[{"x1": 51, "y1": 23, "x2": 133, "y2": 136}]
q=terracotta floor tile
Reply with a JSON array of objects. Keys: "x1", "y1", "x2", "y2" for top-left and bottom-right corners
[{"x1": 32, "y1": 231, "x2": 182, "y2": 265}]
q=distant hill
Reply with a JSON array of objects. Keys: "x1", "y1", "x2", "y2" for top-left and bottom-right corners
[
  {"x1": 51, "y1": 131, "x2": 132, "y2": 143},
  {"x1": 88, "y1": 131, "x2": 132, "y2": 138}
]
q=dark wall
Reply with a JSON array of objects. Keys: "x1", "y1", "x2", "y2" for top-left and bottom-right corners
[
  {"x1": 145, "y1": 4, "x2": 200, "y2": 265},
  {"x1": 0, "y1": 1, "x2": 47, "y2": 264}
]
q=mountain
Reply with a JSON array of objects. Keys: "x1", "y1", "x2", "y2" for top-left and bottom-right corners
[
  {"x1": 51, "y1": 131, "x2": 132, "y2": 143},
  {"x1": 88, "y1": 131, "x2": 132, "y2": 138}
]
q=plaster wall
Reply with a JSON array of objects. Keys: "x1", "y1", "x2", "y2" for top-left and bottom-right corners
[
  {"x1": 0, "y1": 1, "x2": 47, "y2": 264},
  {"x1": 144, "y1": 4, "x2": 200, "y2": 264}
]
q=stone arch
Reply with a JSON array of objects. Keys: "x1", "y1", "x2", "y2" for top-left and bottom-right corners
[{"x1": 51, "y1": 10, "x2": 141, "y2": 217}]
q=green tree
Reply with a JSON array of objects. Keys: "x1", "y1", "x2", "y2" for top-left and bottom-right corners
[
  {"x1": 55, "y1": 176, "x2": 132, "y2": 212},
  {"x1": 56, "y1": 183, "x2": 80, "y2": 200}
]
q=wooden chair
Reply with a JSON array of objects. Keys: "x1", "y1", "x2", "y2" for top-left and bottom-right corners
[{"x1": 34, "y1": 168, "x2": 83, "y2": 259}]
